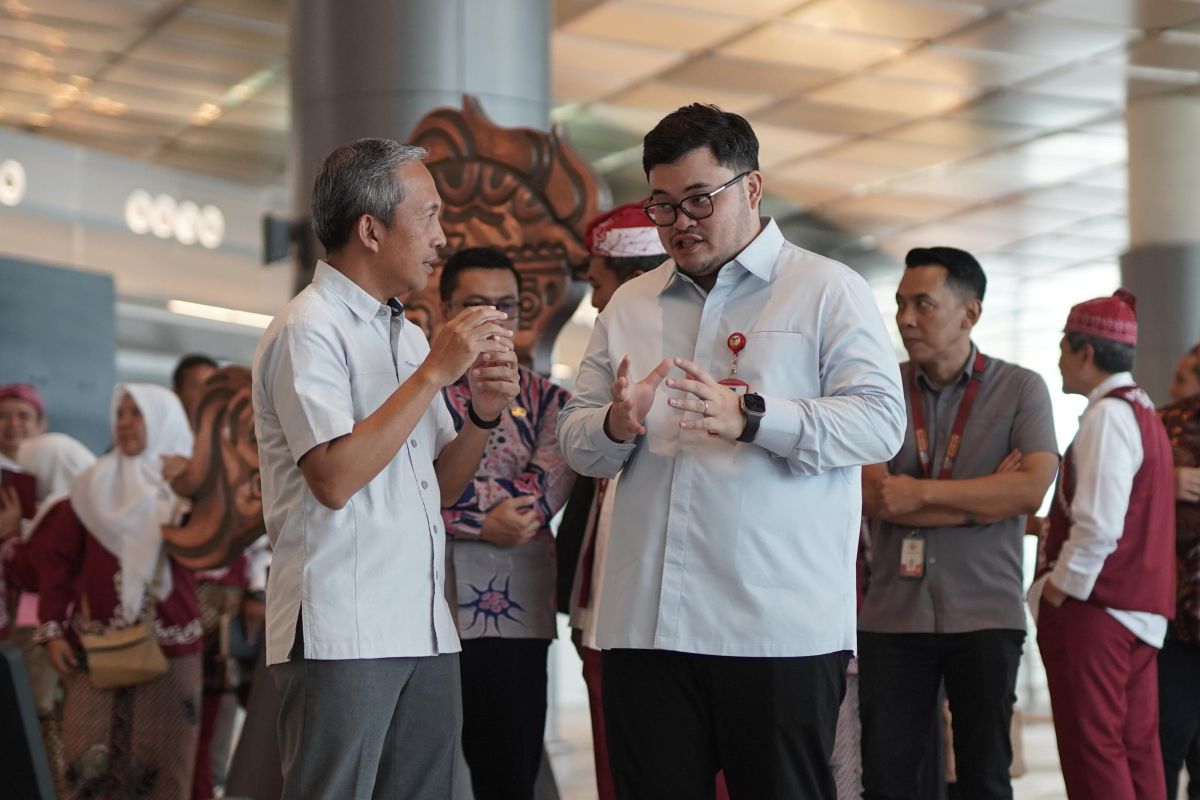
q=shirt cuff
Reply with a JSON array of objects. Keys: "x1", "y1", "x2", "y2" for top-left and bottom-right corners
[
  {"x1": 583, "y1": 403, "x2": 638, "y2": 463},
  {"x1": 34, "y1": 620, "x2": 64, "y2": 644},
  {"x1": 1049, "y1": 561, "x2": 1097, "y2": 601},
  {"x1": 752, "y1": 393, "x2": 799, "y2": 457}
]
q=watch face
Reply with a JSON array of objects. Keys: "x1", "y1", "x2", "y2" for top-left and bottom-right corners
[{"x1": 744, "y1": 393, "x2": 765, "y2": 414}]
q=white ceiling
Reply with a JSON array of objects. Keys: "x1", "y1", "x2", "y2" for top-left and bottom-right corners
[{"x1": 2, "y1": 0, "x2": 1198, "y2": 285}]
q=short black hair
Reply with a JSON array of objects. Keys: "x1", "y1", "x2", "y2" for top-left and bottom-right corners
[
  {"x1": 172, "y1": 354, "x2": 218, "y2": 392},
  {"x1": 643, "y1": 104, "x2": 759, "y2": 178},
  {"x1": 439, "y1": 246, "x2": 522, "y2": 301},
  {"x1": 601, "y1": 255, "x2": 663, "y2": 283},
  {"x1": 905, "y1": 247, "x2": 987, "y2": 303},
  {"x1": 1065, "y1": 331, "x2": 1136, "y2": 374}
]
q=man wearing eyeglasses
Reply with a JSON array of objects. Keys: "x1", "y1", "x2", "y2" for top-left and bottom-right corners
[
  {"x1": 557, "y1": 104, "x2": 905, "y2": 799},
  {"x1": 436, "y1": 246, "x2": 576, "y2": 800}
]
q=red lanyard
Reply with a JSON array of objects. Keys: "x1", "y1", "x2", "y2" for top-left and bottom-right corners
[{"x1": 909, "y1": 352, "x2": 987, "y2": 481}]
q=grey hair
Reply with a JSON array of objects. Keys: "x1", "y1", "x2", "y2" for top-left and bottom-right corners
[{"x1": 311, "y1": 138, "x2": 428, "y2": 252}]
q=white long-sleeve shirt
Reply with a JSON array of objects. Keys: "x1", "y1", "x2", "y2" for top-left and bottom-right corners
[
  {"x1": 1029, "y1": 372, "x2": 1167, "y2": 647},
  {"x1": 556, "y1": 219, "x2": 906, "y2": 657}
]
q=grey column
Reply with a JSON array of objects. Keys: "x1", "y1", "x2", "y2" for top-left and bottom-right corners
[
  {"x1": 290, "y1": 0, "x2": 551, "y2": 289},
  {"x1": 1121, "y1": 93, "x2": 1200, "y2": 404}
]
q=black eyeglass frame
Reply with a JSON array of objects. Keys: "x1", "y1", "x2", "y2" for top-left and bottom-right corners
[{"x1": 642, "y1": 171, "x2": 751, "y2": 227}]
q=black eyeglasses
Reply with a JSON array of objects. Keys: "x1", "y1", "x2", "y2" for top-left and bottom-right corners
[
  {"x1": 451, "y1": 300, "x2": 521, "y2": 316},
  {"x1": 643, "y1": 172, "x2": 750, "y2": 227}
]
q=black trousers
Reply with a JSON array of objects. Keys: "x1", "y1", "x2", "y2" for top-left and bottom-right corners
[
  {"x1": 859, "y1": 630, "x2": 1024, "y2": 800},
  {"x1": 459, "y1": 638, "x2": 550, "y2": 800},
  {"x1": 1159, "y1": 637, "x2": 1200, "y2": 800},
  {"x1": 601, "y1": 648, "x2": 850, "y2": 800}
]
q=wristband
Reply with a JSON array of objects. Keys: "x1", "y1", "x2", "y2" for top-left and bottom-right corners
[{"x1": 468, "y1": 401, "x2": 501, "y2": 430}]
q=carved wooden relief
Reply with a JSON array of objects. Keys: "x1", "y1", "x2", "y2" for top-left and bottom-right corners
[
  {"x1": 404, "y1": 95, "x2": 610, "y2": 373},
  {"x1": 163, "y1": 366, "x2": 264, "y2": 570}
]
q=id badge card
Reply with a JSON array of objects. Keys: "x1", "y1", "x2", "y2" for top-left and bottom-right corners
[
  {"x1": 899, "y1": 532, "x2": 925, "y2": 579},
  {"x1": 718, "y1": 378, "x2": 748, "y2": 396}
]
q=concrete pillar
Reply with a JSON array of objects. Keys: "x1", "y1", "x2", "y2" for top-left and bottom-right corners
[
  {"x1": 1121, "y1": 93, "x2": 1200, "y2": 404},
  {"x1": 289, "y1": 0, "x2": 551, "y2": 290}
]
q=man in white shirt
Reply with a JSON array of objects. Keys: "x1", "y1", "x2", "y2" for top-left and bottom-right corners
[
  {"x1": 557, "y1": 104, "x2": 906, "y2": 800},
  {"x1": 1032, "y1": 289, "x2": 1175, "y2": 800},
  {"x1": 252, "y1": 138, "x2": 520, "y2": 800}
]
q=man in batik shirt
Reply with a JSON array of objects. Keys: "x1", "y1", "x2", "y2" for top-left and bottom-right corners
[{"x1": 438, "y1": 246, "x2": 575, "y2": 800}]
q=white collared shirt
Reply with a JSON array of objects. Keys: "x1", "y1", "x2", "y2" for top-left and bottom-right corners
[
  {"x1": 1028, "y1": 372, "x2": 1167, "y2": 647},
  {"x1": 252, "y1": 261, "x2": 459, "y2": 665},
  {"x1": 557, "y1": 219, "x2": 906, "y2": 657}
]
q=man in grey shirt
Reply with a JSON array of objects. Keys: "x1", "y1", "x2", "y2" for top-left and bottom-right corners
[{"x1": 859, "y1": 247, "x2": 1059, "y2": 800}]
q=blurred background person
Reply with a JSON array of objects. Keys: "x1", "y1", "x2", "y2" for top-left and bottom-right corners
[
  {"x1": 35, "y1": 384, "x2": 202, "y2": 800},
  {"x1": 1158, "y1": 340, "x2": 1200, "y2": 800}
]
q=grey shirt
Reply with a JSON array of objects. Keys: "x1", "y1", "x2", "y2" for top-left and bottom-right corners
[{"x1": 858, "y1": 345, "x2": 1057, "y2": 635}]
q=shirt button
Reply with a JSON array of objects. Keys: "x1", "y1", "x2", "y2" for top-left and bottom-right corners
[
  {"x1": 929, "y1": 557, "x2": 937, "y2": 565},
  {"x1": 410, "y1": 439, "x2": 418, "y2": 448},
  {"x1": 422, "y1": 480, "x2": 430, "y2": 490}
]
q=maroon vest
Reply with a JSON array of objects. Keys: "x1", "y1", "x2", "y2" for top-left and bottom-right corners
[{"x1": 1040, "y1": 384, "x2": 1176, "y2": 617}]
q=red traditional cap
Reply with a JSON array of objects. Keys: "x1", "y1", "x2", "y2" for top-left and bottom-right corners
[
  {"x1": 584, "y1": 202, "x2": 666, "y2": 259},
  {"x1": 1065, "y1": 289, "x2": 1138, "y2": 346},
  {"x1": 0, "y1": 383, "x2": 45, "y2": 418}
]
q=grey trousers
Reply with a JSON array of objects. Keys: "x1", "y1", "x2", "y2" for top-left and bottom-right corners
[{"x1": 271, "y1": 651, "x2": 462, "y2": 800}]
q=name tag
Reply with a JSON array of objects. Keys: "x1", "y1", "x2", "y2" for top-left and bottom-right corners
[{"x1": 900, "y1": 532, "x2": 925, "y2": 579}]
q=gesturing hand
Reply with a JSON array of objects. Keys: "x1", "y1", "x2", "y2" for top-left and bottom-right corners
[
  {"x1": 604, "y1": 357, "x2": 671, "y2": 442},
  {"x1": 1176, "y1": 466, "x2": 1200, "y2": 503},
  {"x1": 468, "y1": 348, "x2": 520, "y2": 422},
  {"x1": 424, "y1": 306, "x2": 515, "y2": 389},
  {"x1": 480, "y1": 496, "x2": 540, "y2": 547},
  {"x1": 665, "y1": 358, "x2": 745, "y2": 441}
]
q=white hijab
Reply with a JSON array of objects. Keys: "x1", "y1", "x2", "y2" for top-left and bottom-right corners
[
  {"x1": 69, "y1": 384, "x2": 193, "y2": 624},
  {"x1": 16, "y1": 432, "x2": 96, "y2": 540}
]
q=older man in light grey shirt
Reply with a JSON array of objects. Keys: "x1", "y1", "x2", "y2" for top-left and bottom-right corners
[
  {"x1": 253, "y1": 139, "x2": 519, "y2": 800},
  {"x1": 557, "y1": 104, "x2": 904, "y2": 800}
]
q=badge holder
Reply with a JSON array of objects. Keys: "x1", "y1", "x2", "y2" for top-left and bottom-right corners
[
  {"x1": 718, "y1": 332, "x2": 749, "y2": 396},
  {"x1": 899, "y1": 531, "x2": 925, "y2": 579}
]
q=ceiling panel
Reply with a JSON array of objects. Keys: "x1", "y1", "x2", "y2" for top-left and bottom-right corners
[
  {"x1": 787, "y1": 0, "x2": 985, "y2": 39},
  {"x1": 752, "y1": 98, "x2": 909, "y2": 135},
  {"x1": 648, "y1": 0, "x2": 797, "y2": 18},
  {"x1": 656, "y1": 54, "x2": 835, "y2": 97},
  {"x1": 775, "y1": 157, "x2": 913, "y2": 189},
  {"x1": 948, "y1": 202, "x2": 1093, "y2": 233},
  {"x1": 820, "y1": 191, "x2": 978, "y2": 227},
  {"x1": 879, "y1": 221, "x2": 1029, "y2": 254},
  {"x1": 1026, "y1": 182, "x2": 1128, "y2": 212},
  {"x1": 944, "y1": 12, "x2": 1134, "y2": 61},
  {"x1": 607, "y1": 82, "x2": 773, "y2": 116},
  {"x1": 874, "y1": 44, "x2": 1058, "y2": 88},
  {"x1": 562, "y1": 2, "x2": 750, "y2": 51},
  {"x1": 953, "y1": 90, "x2": 1117, "y2": 128},
  {"x1": 720, "y1": 23, "x2": 909, "y2": 72},
  {"x1": 126, "y1": 38, "x2": 272, "y2": 81},
  {"x1": 1030, "y1": 0, "x2": 1200, "y2": 30},
  {"x1": 552, "y1": 33, "x2": 685, "y2": 82},
  {"x1": 753, "y1": 123, "x2": 849, "y2": 168},
  {"x1": 18, "y1": 0, "x2": 161, "y2": 29},
  {"x1": 189, "y1": 0, "x2": 287, "y2": 25},
  {"x1": 1014, "y1": 130, "x2": 1127, "y2": 162},
  {"x1": 822, "y1": 136, "x2": 969, "y2": 168},
  {"x1": 157, "y1": 7, "x2": 287, "y2": 54},
  {"x1": 808, "y1": 74, "x2": 976, "y2": 115},
  {"x1": 888, "y1": 116, "x2": 1041, "y2": 148},
  {"x1": 553, "y1": 69, "x2": 629, "y2": 104},
  {"x1": 1003, "y1": 232, "x2": 1125, "y2": 261}
]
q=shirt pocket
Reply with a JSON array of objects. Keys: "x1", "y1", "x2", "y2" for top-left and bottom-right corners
[{"x1": 735, "y1": 331, "x2": 819, "y2": 399}]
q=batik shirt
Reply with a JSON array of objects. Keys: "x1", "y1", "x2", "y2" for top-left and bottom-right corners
[{"x1": 443, "y1": 367, "x2": 574, "y2": 640}]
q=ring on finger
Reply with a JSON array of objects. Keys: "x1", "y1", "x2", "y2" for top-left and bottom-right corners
[{"x1": 702, "y1": 400, "x2": 709, "y2": 416}]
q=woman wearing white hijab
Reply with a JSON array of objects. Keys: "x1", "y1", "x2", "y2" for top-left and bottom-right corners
[{"x1": 35, "y1": 384, "x2": 204, "y2": 800}]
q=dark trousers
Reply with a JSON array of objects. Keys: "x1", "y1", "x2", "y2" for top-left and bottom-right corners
[
  {"x1": 859, "y1": 629, "x2": 1024, "y2": 800},
  {"x1": 459, "y1": 637, "x2": 550, "y2": 800},
  {"x1": 601, "y1": 648, "x2": 849, "y2": 800},
  {"x1": 1159, "y1": 637, "x2": 1200, "y2": 799},
  {"x1": 1038, "y1": 599, "x2": 1164, "y2": 800}
]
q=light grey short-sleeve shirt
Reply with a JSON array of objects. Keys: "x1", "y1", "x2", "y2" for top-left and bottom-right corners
[
  {"x1": 858, "y1": 346, "x2": 1058, "y2": 635},
  {"x1": 252, "y1": 261, "x2": 459, "y2": 665}
]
